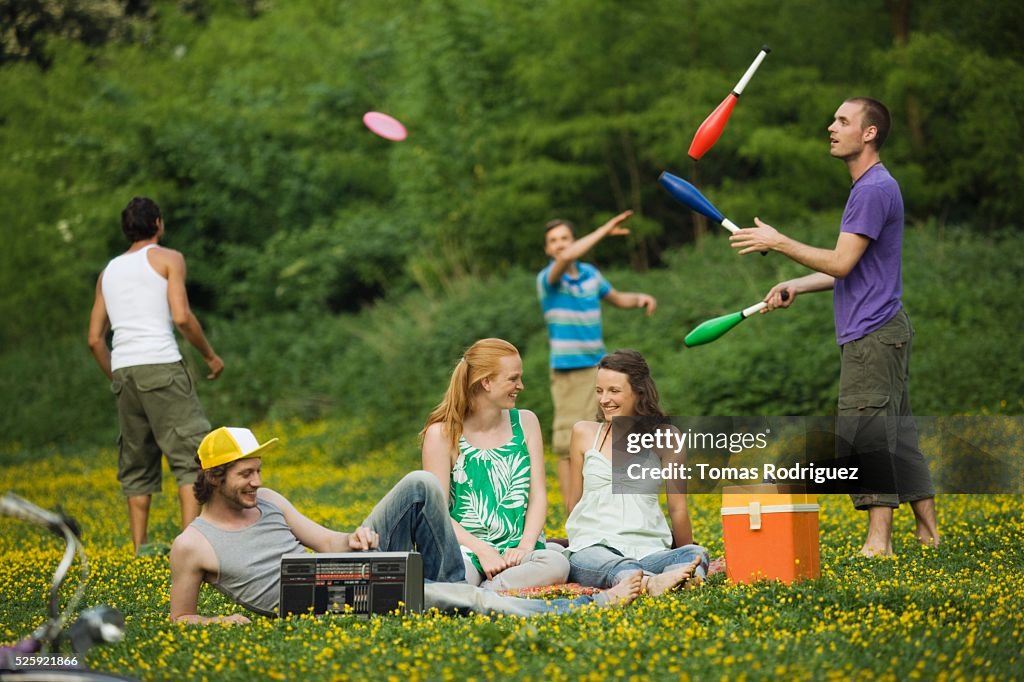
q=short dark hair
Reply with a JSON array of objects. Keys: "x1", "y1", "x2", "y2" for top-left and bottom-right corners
[
  {"x1": 846, "y1": 97, "x2": 891, "y2": 150},
  {"x1": 121, "y1": 197, "x2": 162, "y2": 242},
  {"x1": 192, "y1": 456, "x2": 230, "y2": 505},
  {"x1": 544, "y1": 219, "x2": 575, "y2": 238},
  {"x1": 597, "y1": 349, "x2": 664, "y2": 420}
]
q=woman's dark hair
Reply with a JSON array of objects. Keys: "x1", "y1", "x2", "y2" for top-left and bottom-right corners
[
  {"x1": 192, "y1": 457, "x2": 230, "y2": 505},
  {"x1": 597, "y1": 349, "x2": 664, "y2": 420}
]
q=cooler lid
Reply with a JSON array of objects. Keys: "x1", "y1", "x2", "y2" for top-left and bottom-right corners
[{"x1": 721, "y1": 483, "x2": 817, "y2": 507}]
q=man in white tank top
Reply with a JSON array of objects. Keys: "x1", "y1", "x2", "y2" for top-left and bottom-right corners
[{"x1": 87, "y1": 197, "x2": 224, "y2": 554}]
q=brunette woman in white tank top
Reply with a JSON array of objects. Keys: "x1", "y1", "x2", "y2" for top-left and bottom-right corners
[{"x1": 563, "y1": 349, "x2": 708, "y2": 595}]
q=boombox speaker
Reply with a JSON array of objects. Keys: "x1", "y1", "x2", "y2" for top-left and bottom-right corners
[{"x1": 279, "y1": 551, "x2": 424, "y2": 617}]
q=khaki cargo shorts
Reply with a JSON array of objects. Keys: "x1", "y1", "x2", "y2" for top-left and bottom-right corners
[
  {"x1": 549, "y1": 366, "x2": 599, "y2": 457},
  {"x1": 838, "y1": 309, "x2": 935, "y2": 509},
  {"x1": 111, "y1": 361, "x2": 211, "y2": 496}
]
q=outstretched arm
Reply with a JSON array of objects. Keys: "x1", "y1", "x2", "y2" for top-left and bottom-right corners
[
  {"x1": 258, "y1": 488, "x2": 379, "y2": 553},
  {"x1": 730, "y1": 218, "x2": 869, "y2": 278},
  {"x1": 546, "y1": 210, "x2": 634, "y2": 286}
]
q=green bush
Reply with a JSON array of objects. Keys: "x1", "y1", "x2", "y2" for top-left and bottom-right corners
[{"x1": 3, "y1": 226, "x2": 1021, "y2": 452}]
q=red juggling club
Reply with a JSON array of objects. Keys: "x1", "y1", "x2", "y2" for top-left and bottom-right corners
[{"x1": 688, "y1": 46, "x2": 771, "y2": 161}]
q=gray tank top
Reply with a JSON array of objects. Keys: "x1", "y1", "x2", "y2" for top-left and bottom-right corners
[{"x1": 190, "y1": 498, "x2": 304, "y2": 616}]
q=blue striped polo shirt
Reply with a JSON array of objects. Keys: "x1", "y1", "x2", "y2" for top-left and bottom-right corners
[{"x1": 537, "y1": 261, "x2": 612, "y2": 370}]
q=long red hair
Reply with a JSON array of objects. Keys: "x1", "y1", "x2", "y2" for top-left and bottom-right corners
[{"x1": 421, "y1": 338, "x2": 520, "y2": 450}]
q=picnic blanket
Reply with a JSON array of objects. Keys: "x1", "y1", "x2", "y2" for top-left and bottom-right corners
[{"x1": 499, "y1": 556, "x2": 726, "y2": 599}]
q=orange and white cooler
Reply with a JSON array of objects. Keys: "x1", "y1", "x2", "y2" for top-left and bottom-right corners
[{"x1": 721, "y1": 484, "x2": 820, "y2": 584}]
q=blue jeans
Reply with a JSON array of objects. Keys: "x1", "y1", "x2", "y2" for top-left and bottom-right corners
[
  {"x1": 360, "y1": 471, "x2": 466, "y2": 583},
  {"x1": 361, "y1": 472, "x2": 607, "y2": 616},
  {"x1": 567, "y1": 543, "x2": 709, "y2": 589}
]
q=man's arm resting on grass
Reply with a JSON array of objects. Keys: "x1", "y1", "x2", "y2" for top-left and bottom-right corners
[{"x1": 168, "y1": 528, "x2": 251, "y2": 625}]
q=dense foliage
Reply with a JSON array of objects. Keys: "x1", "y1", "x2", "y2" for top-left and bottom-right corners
[
  {"x1": 1, "y1": 223, "x2": 1022, "y2": 452},
  {"x1": 1, "y1": 0, "x2": 1021, "y2": 450}
]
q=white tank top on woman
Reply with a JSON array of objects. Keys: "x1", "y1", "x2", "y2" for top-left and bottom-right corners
[
  {"x1": 101, "y1": 244, "x2": 182, "y2": 371},
  {"x1": 565, "y1": 422, "x2": 673, "y2": 559}
]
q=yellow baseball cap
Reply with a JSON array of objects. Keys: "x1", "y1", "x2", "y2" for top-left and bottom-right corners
[{"x1": 198, "y1": 427, "x2": 279, "y2": 470}]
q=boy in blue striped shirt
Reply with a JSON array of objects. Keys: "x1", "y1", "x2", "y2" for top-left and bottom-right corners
[{"x1": 537, "y1": 210, "x2": 657, "y2": 510}]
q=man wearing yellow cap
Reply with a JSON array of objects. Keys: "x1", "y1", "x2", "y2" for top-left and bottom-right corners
[{"x1": 170, "y1": 427, "x2": 651, "y2": 622}]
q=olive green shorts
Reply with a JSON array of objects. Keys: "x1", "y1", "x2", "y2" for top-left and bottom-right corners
[
  {"x1": 838, "y1": 308, "x2": 935, "y2": 509},
  {"x1": 111, "y1": 361, "x2": 211, "y2": 496},
  {"x1": 550, "y1": 366, "x2": 599, "y2": 457}
]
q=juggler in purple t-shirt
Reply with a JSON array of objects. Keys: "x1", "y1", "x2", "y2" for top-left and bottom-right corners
[{"x1": 833, "y1": 163, "x2": 904, "y2": 345}]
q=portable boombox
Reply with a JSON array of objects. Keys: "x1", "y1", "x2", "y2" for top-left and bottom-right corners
[{"x1": 278, "y1": 551, "x2": 424, "y2": 617}]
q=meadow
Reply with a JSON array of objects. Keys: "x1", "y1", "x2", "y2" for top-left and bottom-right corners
[
  {"x1": 2, "y1": 418, "x2": 1021, "y2": 681},
  {"x1": 3, "y1": 4, "x2": 1023, "y2": 680}
]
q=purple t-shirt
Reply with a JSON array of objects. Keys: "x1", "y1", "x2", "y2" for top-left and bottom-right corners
[{"x1": 833, "y1": 163, "x2": 905, "y2": 345}]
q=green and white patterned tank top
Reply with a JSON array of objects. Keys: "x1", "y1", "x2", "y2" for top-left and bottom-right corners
[{"x1": 449, "y1": 408, "x2": 545, "y2": 573}]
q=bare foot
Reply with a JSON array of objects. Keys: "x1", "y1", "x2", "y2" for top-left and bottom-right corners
[
  {"x1": 911, "y1": 498, "x2": 939, "y2": 548},
  {"x1": 645, "y1": 557, "x2": 702, "y2": 597},
  {"x1": 596, "y1": 571, "x2": 643, "y2": 608},
  {"x1": 859, "y1": 543, "x2": 894, "y2": 558}
]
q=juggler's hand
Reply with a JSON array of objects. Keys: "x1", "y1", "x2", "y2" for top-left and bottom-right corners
[
  {"x1": 761, "y1": 284, "x2": 796, "y2": 312},
  {"x1": 730, "y1": 217, "x2": 782, "y2": 255}
]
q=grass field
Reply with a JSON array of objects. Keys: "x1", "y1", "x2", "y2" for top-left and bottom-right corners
[{"x1": 2, "y1": 418, "x2": 1022, "y2": 681}]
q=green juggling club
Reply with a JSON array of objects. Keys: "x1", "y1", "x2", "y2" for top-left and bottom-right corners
[{"x1": 684, "y1": 292, "x2": 788, "y2": 348}]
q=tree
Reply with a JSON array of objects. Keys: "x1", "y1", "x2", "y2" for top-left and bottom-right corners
[{"x1": 0, "y1": 0, "x2": 152, "y2": 67}]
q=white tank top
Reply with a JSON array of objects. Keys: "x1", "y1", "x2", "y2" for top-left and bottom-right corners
[
  {"x1": 565, "y1": 422, "x2": 672, "y2": 558},
  {"x1": 102, "y1": 244, "x2": 182, "y2": 371}
]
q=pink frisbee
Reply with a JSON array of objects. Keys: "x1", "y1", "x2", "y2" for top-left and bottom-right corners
[{"x1": 363, "y1": 111, "x2": 407, "y2": 141}]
